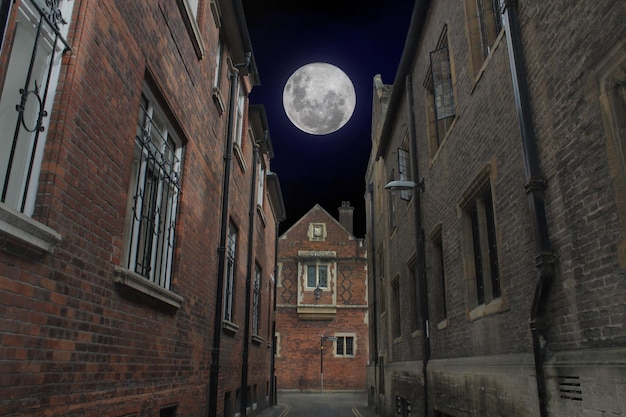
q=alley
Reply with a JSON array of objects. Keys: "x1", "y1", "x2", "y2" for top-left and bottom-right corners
[{"x1": 259, "y1": 392, "x2": 379, "y2": 417}]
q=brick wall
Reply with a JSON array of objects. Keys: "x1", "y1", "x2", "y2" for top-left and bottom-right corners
[
  {"x1": 276, "y1": 205, "x2": 369, "y2": 391},
  {"x1": 0, "y1": 1, "x2": 278, "y2": 416}
]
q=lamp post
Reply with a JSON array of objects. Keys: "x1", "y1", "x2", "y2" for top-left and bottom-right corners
[{"x1": 319, "y1": 335, "x2": 337, "y2": 393}]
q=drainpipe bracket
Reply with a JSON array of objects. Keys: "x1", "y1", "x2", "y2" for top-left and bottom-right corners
[{"x1": 535, "y1": 252, "x2": 558, "y2": 277}]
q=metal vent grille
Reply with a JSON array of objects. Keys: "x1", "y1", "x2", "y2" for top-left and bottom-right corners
[{"x1": 558, "y1": 376, "x2": 583, "y2": 401}]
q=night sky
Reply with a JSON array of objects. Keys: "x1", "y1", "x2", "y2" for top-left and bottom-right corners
[{"x1": 243, "y1": 1, "x2": 415, "y2": 237}]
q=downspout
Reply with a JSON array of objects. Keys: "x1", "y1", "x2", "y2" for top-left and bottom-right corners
[
  {"x1": 501, "y1": 2, "x2": 557, "y2": 417},
  {"x1": 240, "y1": 134, "x2": 263, "y2": 416},
  {"x1": 406, "y1": 75, "x2": 430, "y2": 417},
  {"x1": 209, "y1": 65, "x2": 241, "y2": 417},
  {"x1": 366, "y1": 182, "x2": 379, "y2": 412},
  {"x1": 270, "y1": 219, "x2": 279, "y2": 406}
]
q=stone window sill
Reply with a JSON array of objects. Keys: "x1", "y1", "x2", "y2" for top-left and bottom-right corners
[
  {"x1": 251, "y1": 334, "x2": 263, "y2": 345},
  {"x1": 113, "y1": 266, "x2": 183, "y2": 310},
  {"x1": 222, "y1": 319, "x2": 239, "y2": 336},
  {"x1": 469, "y1": 297, "x2": 507, "y2": 321},
  {"x1": 0, "y1": 203, "x2": 61, "y2": 258}
]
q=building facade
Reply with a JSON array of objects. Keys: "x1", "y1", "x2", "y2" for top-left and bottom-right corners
[
  {"x1": 275, "y1": 203, "x2": 369, "y2": 392},
  {"x1": 366, "y1": 1, "x2": 625, "y2": 417},
  {"x1": 0, "y1": 1, "x2": 285, "y2": 416}
]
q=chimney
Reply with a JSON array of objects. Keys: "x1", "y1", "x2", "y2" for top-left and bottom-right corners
[{"x1": 338, "y1": 201, "x2": 354, "y2": 234}]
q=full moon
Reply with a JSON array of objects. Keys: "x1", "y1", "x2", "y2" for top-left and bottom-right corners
[{"x1": 282, "y1": 63, "x2": 356, "y2": 135}]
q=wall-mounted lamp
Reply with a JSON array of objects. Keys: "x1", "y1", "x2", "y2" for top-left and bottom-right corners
[
  {"x1": 314, "y1": 286, "x2": 322, "y2": 302},
  {"x1": 384, "y1": 179, "x2": 424, "y2": 191}
]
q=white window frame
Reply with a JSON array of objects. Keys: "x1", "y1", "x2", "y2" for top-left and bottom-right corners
[
  {"x1": 335, "y1": 334, "x2": 356, "y2": 357},
  {"x1": 256, "y1": 159, "x2": 266, "y2": 208},
  {"x1": 234, "y1": 84, "x2": 245, "y2": 148},
  {"x1": 0, "y1": 0, "x2": 73, "y2": 215},
  {"x1": 306, "y1": 262, "x2": 329, "y2": 289},
  {"x1": 123, "y1": 87, "x2": 183, "y2": 291}
]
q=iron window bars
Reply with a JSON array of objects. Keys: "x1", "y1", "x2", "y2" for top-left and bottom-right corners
[{"x1": 1, "y1": 0, "x2": 71, "y2": 213}]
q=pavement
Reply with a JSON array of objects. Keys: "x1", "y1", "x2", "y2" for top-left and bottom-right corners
[{"x1": 254, "y1": 391, "x2": 381, "y2": 417}]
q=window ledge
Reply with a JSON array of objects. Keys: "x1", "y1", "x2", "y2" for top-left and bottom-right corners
[
  {"x1": 251, "y1": 334, "x2": 263, "y2": 345},
  {"x1": 469, "y1": 297, "x2": 507, "y2": 321},
  {"x1": 0, "y1": 203, "x2": 61, "y2": 258},
  {"x1": 234, "y1": 143, "x2": 247, "y2": 172},
  {"x1": 212, "y1": 86, "x2": 226, "y2": 115},
  {"x1": 437, "y1": 318, "x2": 449, "y2": 330},
  {"x1": 113, "y1": 266, "x2": 183, "y2": 309},
  {"x1": 222, "y1": 319, "x2": 239, "y2": 335},
  {"x1": 256, "y1": 205, "x2": 267, "y2": 227}
]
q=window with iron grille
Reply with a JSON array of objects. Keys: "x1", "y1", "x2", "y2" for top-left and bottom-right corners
[
  {"x1": 306, "y1": 263, "x2": 328, "y2": 288},
  {"x1": 424, "y1": 27, "x2": 455, "y2": 154},
  {"x1": 397, "y1": 147, "x2": 412, "y2": 201},
  {"x1": 0, "y1": 0, "x2": 72, "y2": 214},
  {"x1": 223, "y1": 222, "x2": 237, "y2": 321},
  {"x1": 124, "y1": 88, "x2": 183, "y2": 290},
  {"x1": 336, "y1": 335, "x2": 354, "y2": 357},
  {"x1": 463, "y1": 181, "x2": 501, "y2": 306},
  {"x1": 252, "y1": 263, "x2": 261, "y2": 336}
]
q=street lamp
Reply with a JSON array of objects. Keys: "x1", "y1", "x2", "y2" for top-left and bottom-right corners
[{"x1": 384, "y1": 179, "x2": 424, "y2": 191}]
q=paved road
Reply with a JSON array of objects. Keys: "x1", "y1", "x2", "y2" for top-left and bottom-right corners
[{"x1": 257, "y1": 391, "x2": 380, "y2": 417}]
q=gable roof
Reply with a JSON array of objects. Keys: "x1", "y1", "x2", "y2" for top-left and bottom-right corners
[{"x1": 279, "y1": 204, "x2": 355, "y2": 240}]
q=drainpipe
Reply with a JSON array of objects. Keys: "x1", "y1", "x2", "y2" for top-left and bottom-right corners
[
  {"x1": 240, "y1": 132, "x2": 264, "y2": 416},
  {"x1": 406, "y1": 75, "x2": 430, "y2": 417},
  {"x1": 270, "y1": 219, "x2": 279, "y2": 406},
  {"x1": 209, "y1": 63, "x2": 242, "y2": 417},
  {"x1": 366, "y1": 182, "x2": 379, "y2": 412},
  {"x1": 501, "y1": 2, "x2": 557, "y2": 417}
]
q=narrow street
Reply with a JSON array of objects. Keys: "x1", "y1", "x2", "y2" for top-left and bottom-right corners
[{"x1": 259, "y1": 391, "x2": 380, "y2": 417}]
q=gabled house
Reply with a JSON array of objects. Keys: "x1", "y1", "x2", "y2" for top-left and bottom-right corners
[{"x1": 275, "y1": 203, "x2": 368, "y2": 391}]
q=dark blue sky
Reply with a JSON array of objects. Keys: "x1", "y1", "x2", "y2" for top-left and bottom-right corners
[{"x1": 244, "y1": 1, "x2": 415, "y2": 237}]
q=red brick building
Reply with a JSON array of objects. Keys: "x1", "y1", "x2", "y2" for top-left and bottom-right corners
[
  {"x1": 275, "y1": 203, "x2": 368, "y2": 392},
  {"x1": 0, "y1": 1, "x2": 285, "y2": 416}
]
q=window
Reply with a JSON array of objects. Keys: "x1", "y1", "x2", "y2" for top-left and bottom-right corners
[
  {"x1": 257, "y1": 159, "x2": 265, "y2": 208},
  {"x1": 397, "y1": 146, "x2": 412, "y2": 201},
  {"x1": 432, "y1": 228, "x2": 448, "y2": 322},
  {"x1": 123, "y1": 87, "x2": 183, "y2": 290},
  {"x1": 159, "y1": 405, "x2": 177, "y2": 417},
  {"x1": 391, "y1": 278, "x2": 401, "y2": 339},
  {"x1": 396, "y1": 396, "x2": 412, "y2": 417},
  {"x1": 177, "y1": 0, "x2": 204, "y2": 59},
  {"x1": 234, "y1": 83, "x2": 245, "y2": 148},
  {"x1": 306, "y1": 263, "x2": 328, "y2": 288},
  {"x1": 462, "y1": 179, "x2": 501, "y2": 306},
  {"x1": 464, "y1": 0, "x2": 503, "y2": 78},
  {"x1": 336, "y1": 335, "x2": 355, "y2": 357},
  {"x1": 377, "y1": 245, "x2": 386, "y2": 313},
  {"x1": 424, "y1": 26, "x2": 455, "y2": 154},
  {"x1": 211, "y1": 37, "x2": 226, "y2": 114},
  {"x1": 252, "y1": 264, "x2": 261, "y2": 336},
  {"x1": 597, "y1": 39, "x2": 626, "y2": 268},
  {"x1": 223, "y1": 222, "x2": 237, "y2": 321},
  {"x1": 408, "y1": 261, "x2": 420, "y2": 332},
  {"x1": 274, "y1": 332, "x2": 281, "y2": 357},
  {"x1": 0, "y1": 0, "x2": 72, "y2": 214}
]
